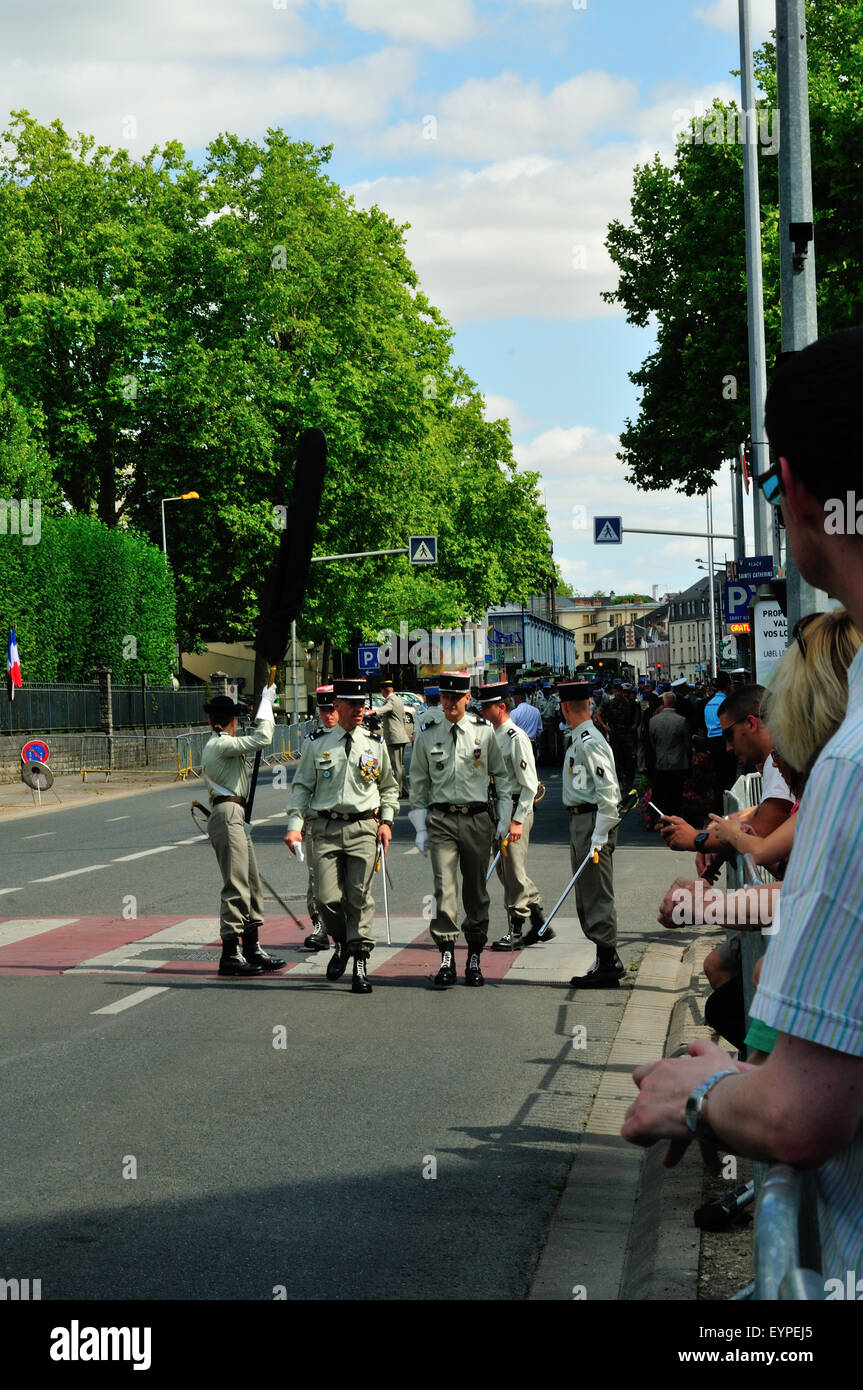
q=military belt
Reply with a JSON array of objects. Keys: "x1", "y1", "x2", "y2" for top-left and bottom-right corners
[
  {"x1": 319, "y1": 809, "x2": 378, "y2": 823},
  {"x1": 569, "y1": 803, "x2": 597, "y2": 816},
  {"x1": 430, "y1": 802, "x2": 489, "y2": 815},
  {"x1": 212, "y1": 795, "x2": 246, "y2": 808}
]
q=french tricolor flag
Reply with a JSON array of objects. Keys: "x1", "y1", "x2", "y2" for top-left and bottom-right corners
[{"x1": 7, "y1": 626, "x2": 22, "y2": 699}]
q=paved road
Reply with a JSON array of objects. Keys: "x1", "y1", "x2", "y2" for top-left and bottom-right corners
[{"x1": 0, "y1": 763, "x2": 681, "y2": 1300}]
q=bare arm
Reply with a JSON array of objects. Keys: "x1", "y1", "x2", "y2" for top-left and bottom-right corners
[{"x1": 709, "y1": 809, "x2": 796, "y2": 865}]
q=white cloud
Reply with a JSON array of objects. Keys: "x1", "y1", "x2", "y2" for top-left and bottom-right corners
[
  {"x1": 3, "y1": 0, "x2": 312, "y2": 63},
  {"x1": 326, "y1": 0, "x2": 480, "y2": 46},
  {"x1": 694, "y1": 0, "x2": 775, "y2": 38},
  {"x1": 0, "y1": 47, "x2": 418, "y2": 151},
  {"x1": 512, "y1": 425, "x2": 739, "y2": 594},
  {"x1": 482, "y1": 393, "x2": 537, "y2": 434}
]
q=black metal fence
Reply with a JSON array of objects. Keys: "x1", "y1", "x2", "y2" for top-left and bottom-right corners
[{"x1": 4, "y1": 683, "x2": 207, "y2": 734}]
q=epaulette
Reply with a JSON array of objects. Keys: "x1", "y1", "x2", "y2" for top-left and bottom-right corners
[
  {"x1": 507, "y1": 726, "x2": 518, "y2": 738},
  {"x1": 472, "y1": 715, "x2": 489, "y2": 726},
  {"x1": 369, "y1": 732, "x2": 383, "y2": 743},
  {"x1": 580, "y1": 729, "x2": 592, "y2": 741},
  {"x1": 306, "y1": 727, "x2": 327, "y2": 741},
  {"x1": 420, "y1": 720, "x2": 432, "y2": 733}
]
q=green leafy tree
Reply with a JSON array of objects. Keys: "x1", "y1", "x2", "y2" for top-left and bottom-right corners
[
  {"x1": 0, "y1": 117, "x2": 551, "y2": 653},
  {"x1": 603, "y1": 0, "x2": 862, "y2": 495}
]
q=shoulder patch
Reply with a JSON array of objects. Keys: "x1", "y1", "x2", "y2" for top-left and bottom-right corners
[
  {"x1": 369, "y1": 732, "x2": 383, "y2": 743},
  {"x1": 307, "y1": 727, "x2": 326, "y2": 741},
  {"x1": 472, "y1": 715, "x2": 489, "y2": 726},
  {"x1": 507, "y1": 726, "x2": 518, "y2": 738},
  {"x1": 580, "y1": 729, "x2": 592, "y2": 741}
]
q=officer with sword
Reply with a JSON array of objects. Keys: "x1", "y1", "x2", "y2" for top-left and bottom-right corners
[
  {"x1": 474, "y1": 681, "x2": 547, "y2": 951},
  {"x1": 283, "y1": 677, "x2": 399, "y2": 995},
  {"x1": 551, "y1": 679, "x2": 631, "y2": 988}
]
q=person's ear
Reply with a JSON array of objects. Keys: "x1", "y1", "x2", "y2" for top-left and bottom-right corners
[{"x1": 778, "y1": 456, "x2": 820, "y2": 529}]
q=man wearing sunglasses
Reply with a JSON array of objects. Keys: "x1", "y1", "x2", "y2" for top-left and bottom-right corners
[{"x1": 622, "y1": 327, "x2": 863, "y2": 1286}]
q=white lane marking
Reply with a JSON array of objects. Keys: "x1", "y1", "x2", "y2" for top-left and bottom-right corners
[
  {"x1": 67, "y1": 918, "x2": 221, "y2": 974},
  {"x1": 23, "y1": 831, "x2": 56, "y2": 839},
  {"x1": 0, "y1": 918, "x2": 78, "y2": 946},
  {"x1": 404, "y1": 847, "x2": 420, "y2": 856},
  {"x1": 106, "y1": 815, "x2": 131, "y2": 822},
  {"x1": 0, "y1": 887, "x2": 25, "y2": 897},
  {"x1": 91, "y1": 987, "x2": 169, "y2": 1015},
  {"x1": 31, "y1": 865, "x2": 110, "y2": 883},
  {"x1": 172, "y1": 836, "x2": 206, "y2": 845},
  {"x1": 112, "y1": 846, "x2": 177, "y2": 862},
  {"x1": 289, "y1": 919, "x2": 427, "y2": 978},
  {"x1": 167, "y1": 802, "x2": 187, "y2": 808}
]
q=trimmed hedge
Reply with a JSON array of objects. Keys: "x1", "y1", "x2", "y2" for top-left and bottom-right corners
[{"x1": 1, "y1": 513, "x2": 176, "y2": 683}]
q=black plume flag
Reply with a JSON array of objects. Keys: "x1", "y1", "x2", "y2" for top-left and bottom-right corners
[{"x1": 246, "y1": 427, "x2": 328, "y2": 821}]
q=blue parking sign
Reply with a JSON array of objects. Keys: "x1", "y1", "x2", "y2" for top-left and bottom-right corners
[{"x1": 358, "y1": 643, "x2": 380, "y2": 673}]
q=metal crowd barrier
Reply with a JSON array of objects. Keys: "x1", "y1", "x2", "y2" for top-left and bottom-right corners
[
  {"x1": 79, "y1": 720, "x2": 318, "y2": 781},
  {"x1": 721, "y1": 775, "x2": 823, "y2": 1299}
]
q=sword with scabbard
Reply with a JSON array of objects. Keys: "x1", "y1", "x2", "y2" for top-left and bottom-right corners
[
  {"x1": 540, "y1": 787, "x2": 641, "y2": 933},
  {"x1": 190, "y1": 799, "x2": 305, "y2": 929},
  {"x1": 374, "y1": 840, "x2": 392, "y2": 945},
  {"x1": 486, "y1": 836, "x2": 510, "y2": 883}
]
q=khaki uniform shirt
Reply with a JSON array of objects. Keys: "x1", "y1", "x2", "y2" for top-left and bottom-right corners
[
  {"x1": 285, "y1": 724, "x2": 399, "y2": 832},
  {"x1": 409, "y1": 713, "x2": 510, "y2": 808},
  {"x1": 201, "y1": 716, "x2": 274, "y2": 803},
  {"x1": 417, "y1": 705, "x2": 444, "y2": 729},
  {"x1": 495, "y1": 719, "x2": 538, "y2": 822},
  {"x1": 562, "y1": 719, "x2": 620, "y2": 818},
  {"x1": 377, "y1": 693, "x2": 410, "y2": 746}
]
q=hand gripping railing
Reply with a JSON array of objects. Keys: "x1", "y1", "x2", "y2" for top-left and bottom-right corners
[{"x1": 754, "y1": 1166, "x2": 823, "y2": 1299}]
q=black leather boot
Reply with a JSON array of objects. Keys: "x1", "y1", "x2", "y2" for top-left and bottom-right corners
[
  {"x1": 218, "y1": 933, "x2": 264, "y2": 977},
  {"x1": 242, "y1": 925, "x2": 285, "y2": 972},
  {"x1": 464, "y1": 948, "x2": 485, "y2": 986},
  {"x1": 304, "y1": 917, "x2": 329, "y2": 951},
  {"x1": 433, "y1": 947, "x2": 457, "y2": 989},
  {"x1": 491, "y1": 914, "x2": 525, "y2": 951},
  {"x1": 520, "y1": 910, "x2": 555, "y2": 947},
  {"x1": 326, "y1": 941, "x2": 350, "y2": 980},
  {"x1": 352, "y1": 954, "x2": 373, "y2": 995},
  {"x1": 570, "y1": 949, "x2": 625, "y2": 989}
]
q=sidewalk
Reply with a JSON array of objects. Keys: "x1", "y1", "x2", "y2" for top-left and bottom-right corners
[
  {"x1": 0, "y1": 770, "x2": 179, "y2": 822},
  {"x1": 529, "y1": 932, "x2": 729, "y2": 1301}
]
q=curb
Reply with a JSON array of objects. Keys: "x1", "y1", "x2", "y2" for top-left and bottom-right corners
[{"x1": 529, "y1": 933, "x2": 717, "y2": 1301}]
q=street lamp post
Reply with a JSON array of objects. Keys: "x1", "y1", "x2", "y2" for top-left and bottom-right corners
[{"x1": 161, "y1": 492, "x2": 200, "y2": 554}]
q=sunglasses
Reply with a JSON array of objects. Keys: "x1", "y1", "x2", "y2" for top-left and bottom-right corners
[
  {"x1": 793, "y1": 611, "x2": 822, "y2": 660},
  {"x1": 755, "y1": 462, "x2": 785, "y2": 526}
]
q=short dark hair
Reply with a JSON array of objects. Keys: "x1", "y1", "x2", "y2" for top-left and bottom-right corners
[
  {"x1": 764, "y1": 327, "x2": 863, "y2": 504},
  {"x1": 715, "y1": 671, "x2": 732, "y2": 693},
  {"x1": 719, "y1": 683, "x2": 766, "y2": 724}
]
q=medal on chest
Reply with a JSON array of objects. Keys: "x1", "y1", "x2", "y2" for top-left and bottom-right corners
[
  {"x1": 321, "y1": 752, "x2": 333, "y2": 780},
  {"x1": 473, "y1": 744, "x2": 482, "y2": 762},
  {"x1": 358, "y1": 751, "x2": 380, "y2": 782}
]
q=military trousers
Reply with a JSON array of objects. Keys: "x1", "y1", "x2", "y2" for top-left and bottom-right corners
[
  {"x1": 386, "y1": 741, "x2": 407, "y2": 797},
  {"x1": 427, "y1": 807, "x2": 494, "y2": 949},
  {"x1": 310, "y1": 817, "x2": 379, "y2": 955},
  {"x1": 495, "y1": 805, "x2": 542, "y2": 922},
  {"x1": 569, "y1": 807, "x2": 618, "y2": 952},
  {"x1": 206, "y1": 801, "x2": 266, "y2": 942}
]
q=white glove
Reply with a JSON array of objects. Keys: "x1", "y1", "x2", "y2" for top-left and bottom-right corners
[
  {"x1": 254, "y1": 683, "x2": 277, "y2": 722},
  {"x1": 291, "y1": 841, "x2": 305, "y2": 864},
  {"x1": 590, "y1": 811, "x2": 619, "y2": 853},
  {"x1": 408, "y1": 808, "x2": 428, "y2": 855}
]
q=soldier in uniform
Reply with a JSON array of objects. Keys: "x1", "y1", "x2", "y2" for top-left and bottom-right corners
[
  {"x1": 558, "y1": 680, "x2": 625, "y2": 987},
  {"x1": 202, "y1": 683, "x2": 286, "y2": 977},
  {"x1": 283, "y1": 677, "x2": 399, "y2": 995},
  {"x1": 475, "y1": 682, "x2": 547, "y2": 951},
  {"x1": 408, "y1": 671, "x2": 510, "y2": 988},
  {"x1": 376, "y1": 678, "x2": 411, "y2": 797},
  {"x1": 302, "y1": 686, "x2": 338, "y2": 952}
]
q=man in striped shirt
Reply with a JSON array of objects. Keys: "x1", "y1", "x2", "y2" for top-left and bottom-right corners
[{"x1": 621, "y1": 328, "x2": 863, "y2": 1283}]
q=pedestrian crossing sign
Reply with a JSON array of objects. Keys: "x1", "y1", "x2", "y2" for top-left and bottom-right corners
[
  {"x1": 594, "y1": 517, "x2": 622, "y2": 544},
  {"x1": 409, "y1": 536, "x2": 437, "y2": 564}
]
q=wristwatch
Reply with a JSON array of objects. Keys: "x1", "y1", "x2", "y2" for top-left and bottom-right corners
[
  {"x1": 685, "y1": 1069, "x2": 737, "y2": 1142},
  {"x1": 694, "y1": 830, "x2": 710, "y2": 850}
]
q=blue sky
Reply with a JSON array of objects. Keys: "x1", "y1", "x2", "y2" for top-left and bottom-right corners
[{"x1": 4, "y1": 0, "x2": 778, "y2": 596}]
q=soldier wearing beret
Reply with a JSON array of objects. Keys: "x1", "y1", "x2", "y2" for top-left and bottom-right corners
[
  {"x1": 557, "y1": 680, "x2": 625, "y2": 988},
  {"x1": 202, "y1": 684, "x2": 286, "y2": 977},
  {"x1": 284, "y1": 677, "x2": 399, "y2": 995},
  {"x1": 408, "y1": 671, "x2": 510, "y2": 988}
]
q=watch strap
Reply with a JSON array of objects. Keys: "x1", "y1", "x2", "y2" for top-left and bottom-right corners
[{"x1": 685, "y1": 1068, "x2": 737, "y2": 1140}]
